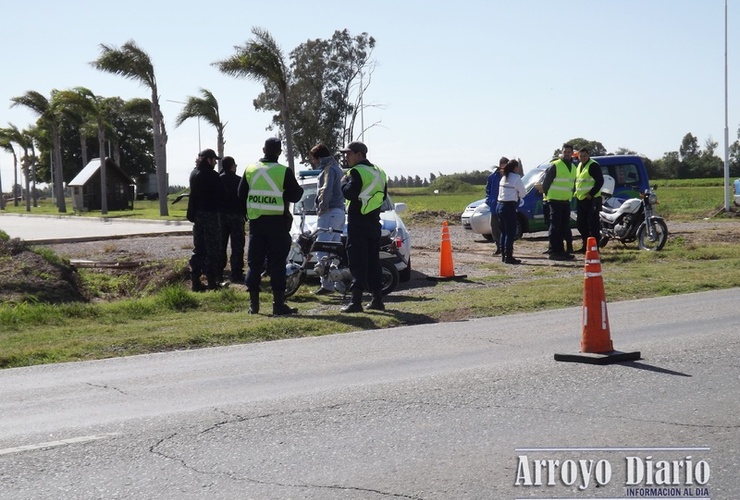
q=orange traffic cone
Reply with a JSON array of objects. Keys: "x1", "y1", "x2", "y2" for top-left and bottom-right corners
[
  {"x1": 554, "y1": 237, "x2": 640, "y2": 365},
  {"x1": 429, "y1": 220, "x2": 467, "y2": 281}
]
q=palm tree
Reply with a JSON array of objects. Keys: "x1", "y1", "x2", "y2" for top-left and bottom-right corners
[
  {"x1": 10, "y1": 90, "x2": 67, "y2": 212},
  {"x1": 175, "y1": 88, "x2": 226, "y2": 169},
  {"x1": 0, "y1": 124, "x2": 34, "y2": 211},
  {"x1": 91, "y1": 40, "x2": 169, "y2": 216},
  {"x1": 56, "y1": 87, "x2": 113, "y2": 214},
  {"x1": 213, "y1": 27, "x2": 295, "y2": 170},
  {"x1": 0, "y1": 132, "x2": 14, "y2": 210},
  {"x1": 0, "y1": 128, "x2": 18, "y2": 207}
]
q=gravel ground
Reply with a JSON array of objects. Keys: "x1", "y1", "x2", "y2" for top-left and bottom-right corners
[{"x1": 42, "y1": 219, "x2": 739, "y2": 291}]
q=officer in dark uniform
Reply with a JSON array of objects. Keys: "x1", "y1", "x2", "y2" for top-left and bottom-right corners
[
  {"x1": 238, "y1": 137, "x2": 303, "y2": 316},
  {"x1": 218, "y1": 156, "x2": 247, "y2": 281},
  {"x1": 187, "y1": 148, "x2": 225, "y2": 291},
  {"x1": 339, "y1": 141, "x2": 388, "y2": 313}
]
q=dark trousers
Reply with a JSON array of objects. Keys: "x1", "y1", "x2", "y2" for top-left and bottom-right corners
[
  {"x1": 245, "y1": 229, "x2": 291, "y2": 297},
  {"x1": 496, "y1": 202, "x2": 517, "y2": 255},
  {"x1": 346, "y1": 223, "x2": 382, "y2": 300},
  {"x1": 576, "y1": 197, "x2": 602, "y2": 247},
  {"x1": 548, "y1": 201, "x2": 572, "y2": 255},
  {"x1": 190, "y1": 211, "x2": 222, "y2": 280},
  {"x1": 220, "y1": 213, "x2": 246, "y2": 278}
]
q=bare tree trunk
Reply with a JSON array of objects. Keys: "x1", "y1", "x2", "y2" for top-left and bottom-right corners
[
  {"x1": 80, "y1": 133, "x2": 88, "y2": 168},
  {"x1": 13, "y1": 155, "x2": 18, "y2": 207},
  {"x1": 23, "y1": 157, "x2": 31, "y2": 212},
  {"x1": 0, "y1": 166, "x2": 4, "y2": 210},
  {"x1": 53, "y1": 125, "x2": 67, "y2": 213},
  {"x1": 281, "y1": 97, "x2": 295, "y2": 171},
  {"x1": 99, "y1": 125, "x2": 108, "y2": 215},
  {"x1": 151, "y1": 94, "x2": 169, "y2": 216}
]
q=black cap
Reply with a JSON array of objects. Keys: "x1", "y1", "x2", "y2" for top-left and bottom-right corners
[
  {"x1": 264, "y1": 137, "x2": 282, "y2": 155},
  {"x1": 199, "y1": 148, "x2": 220, "y2": 160},
  {"x1": 222, "y1": 156, "x2": 236, "y2": 170},
  {"x1": 339, "y1": 141, "x2": 368, "y2": 155}
]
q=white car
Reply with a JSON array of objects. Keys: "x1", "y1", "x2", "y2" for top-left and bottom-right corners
[
  {"x1": 290, "y1": 170, "x2": 412, "y2": 282},
  {"x1": 461, "y1": 199, "x2": 485, "y2": 230}
]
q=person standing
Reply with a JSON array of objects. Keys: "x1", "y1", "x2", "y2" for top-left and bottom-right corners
[
  {"x1": 541, "y1": 143, "x2": 577, "y2": 261},
  {"x1": 339, "y1": 141, "x2": 387, "y2": 313},
  {"x1": 218, "y1": 156, "x2": 247, "y2": 281},
  {"x1": 496, "y1": 159, "x2": 527, "y2": 264},
  {"x1": 485, "y1": 156, "x2": 508, "y2": 256},
  {"x1": 238, "y1": 137, "x2": 304, "y2": 315},
  {"x1": 310, "y1": 143, "x2": 346, "y2": 295},
  {"x1": 187, "y1": 148, "x2": 225, "y2": 291},
  {"x1": 574, "y1": 147, "x2": 604, "y2": 252}
]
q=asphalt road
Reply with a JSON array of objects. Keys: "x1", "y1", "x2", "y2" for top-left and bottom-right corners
[
  {"x1": 0, "y1": 213, "x2": 192, "y2": 243},
  {"x1": 0, "y1": 289, "x2": 737, "y2": 499}
]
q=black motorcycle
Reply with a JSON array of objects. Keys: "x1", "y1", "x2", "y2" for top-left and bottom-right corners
[
  {"x1": 599, "y1": 185, "x2": 668, "y2": 251},
  {"x1": 284, "y1": 225, "x2": 401, "y2": 298}
]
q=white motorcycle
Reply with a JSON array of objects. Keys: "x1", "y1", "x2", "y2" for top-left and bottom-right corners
[{"x1": 599, "y1": 177, "x2": 668, "y2": 251}]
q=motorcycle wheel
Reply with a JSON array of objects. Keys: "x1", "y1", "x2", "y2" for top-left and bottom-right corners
[
  {"x1": 599, "y1": 235, "x2": 610, "y2": 248},
  {"x1": 379, "y1": 261, "x2": 399, "y2": 295},
  {"x1": 284, "y1": 268, "x2": 304, "y2": 298},
  {"x1": 637, "y1": 218, "x2": 668, "y2": 251}
]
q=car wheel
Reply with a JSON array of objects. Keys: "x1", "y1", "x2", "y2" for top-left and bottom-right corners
[
  {"x1": 379, "y1": 261, "x2": 399, "y2": 295},
  {"x1": 399, "y1": 258, "x2": 411, "y2": 282}
]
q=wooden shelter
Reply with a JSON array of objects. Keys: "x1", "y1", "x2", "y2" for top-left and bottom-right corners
[{"x1": 69, "y1": 158, "x2": 135, "y2": 212}]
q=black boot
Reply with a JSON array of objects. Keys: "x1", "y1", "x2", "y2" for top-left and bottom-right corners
[
  {"x1": 248, "y1": 290, "x2": 260, "y2": 314},
  {"x1": 341, "y1": 288, "x2": 364, "y2": 313},
  {"x1": 366, "y1": 291, "x2": 385, "y2": 311},
  {"x1": 272, "y1": 290, "x2": 297, "y2": 316},
  {"x1": 504, "y1": 252, "x2": 521, "y2": 265},
  {"x1": 191, "y1": 271, "x2": 205, "y2": 292}
]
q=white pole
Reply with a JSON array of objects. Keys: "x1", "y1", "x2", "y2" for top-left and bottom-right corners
[
  {"x1": 359, "y1": 70, "x2": 365, "y2": 142},
  {"x1": 724, "y1": 0, "x2": 731, "y2": 211}
]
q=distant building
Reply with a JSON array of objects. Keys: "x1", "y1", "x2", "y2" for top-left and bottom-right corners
[{"x1": 68, "y1": 158, "x2": 135, "y2": 212}]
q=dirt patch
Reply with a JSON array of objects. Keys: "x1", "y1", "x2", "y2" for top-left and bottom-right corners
[{"x1": 2, "y1": 219, "x2": 739, "y2": 305}]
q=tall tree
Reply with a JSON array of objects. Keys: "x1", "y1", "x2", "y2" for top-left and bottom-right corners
[
  {"x1": 0, "y1": 130, "x2": 16, "y2": 209},
  {"x1": 10, "y1": 90, "x2": 68, "y2": 212},
  {"x1": 56, "y1": 87, "x2": 113, "y2": 214},
  {"x1": 174, "y1": 88, "x2": 226, "y2": 167},
  {"x1": 92, "y1": 40, "x2": 169, "y2": 215},
  {"x1": 213, "y1": 27, "x2": 296, "y2": 170}
]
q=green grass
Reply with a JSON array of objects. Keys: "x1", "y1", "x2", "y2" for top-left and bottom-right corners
[
  {"x1": 1, "y1": 233, "x2": 738, "y2": 369},
  {"x1": 1, "y1": 178, "x2": 738, "y2": 369}
]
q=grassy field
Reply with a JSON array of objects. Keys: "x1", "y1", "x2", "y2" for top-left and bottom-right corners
[
  {"x1": 0, "y1": 178, "x2": 738, "y2": 369},
  {"x1": 2, "y1": 177, "x2": 737, "y2": 222}
]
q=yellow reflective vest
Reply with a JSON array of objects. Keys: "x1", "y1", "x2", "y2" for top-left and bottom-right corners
[
  {"x1": 350, "y1": 164, "x2": 387, "y2": 214},
  {"x1": 547, "y1": 159, "x2": 576, "y2": 202},
  {"x1": 244, "y1": 161, "x2": 287, "y2": 220},
  {"x1": 575, "y1": 159, "x2": 601, "y2": 201}
]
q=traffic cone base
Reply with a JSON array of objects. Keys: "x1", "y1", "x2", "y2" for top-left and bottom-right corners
[
  {"x1": 555, "y1": 237, "x2": 640, "y2": 365},
  {"x1": 554, "y1": 350, "x2": 641, "y2": 365},
  {"x1": 429, "y1": 220, "x2": 467, "y2": 281}
]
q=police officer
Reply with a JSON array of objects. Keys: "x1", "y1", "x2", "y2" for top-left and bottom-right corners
[
  {"x1": 541, "y1": 143, "x2": 577, "y2": 261},
  {"x1": 218, "y1": 156, "x2": 247, "y2": 281},
  {"x1": 339, "y1": 141, "x2": 388, "y2": 313},
  {"x1": 574, "y1": 147, "x2": 604, "y2": 252},
  {"x1": 187, "y1": 148, "x2": 225, "y2": 291},
  {"x1": 238, "y1": 137, "x2": 303, "y2": 315}
]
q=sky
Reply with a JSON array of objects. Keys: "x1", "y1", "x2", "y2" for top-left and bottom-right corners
[{"x1": 0, "y1": 0, "x2": 737, "y2": 189}]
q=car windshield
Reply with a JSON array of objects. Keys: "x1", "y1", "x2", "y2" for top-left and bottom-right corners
[
  {"x1": 522, "y1": 163, "x2": 550, "y2": 192},
  {"x1": 293, "y1": 182, "x2": 395, "y2": 215}
]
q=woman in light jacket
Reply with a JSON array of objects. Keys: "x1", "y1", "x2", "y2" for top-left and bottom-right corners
[{"x1": 496, "y1": 159, "x2": 526, "y2": 264}]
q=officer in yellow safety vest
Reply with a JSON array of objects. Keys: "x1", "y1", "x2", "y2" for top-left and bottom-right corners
[
  {"x1": 339, "y1": 141, "x2": 388, "y2": 313},
  {"x1": 237, "y1": 137, "x2": 304, "y2": 316},
  {"x1": 541, "y1": 143, "x2": 577, "y2": 260},
  {"x1": 574, "y1": 147, "x2": 604, "y2": 252}
]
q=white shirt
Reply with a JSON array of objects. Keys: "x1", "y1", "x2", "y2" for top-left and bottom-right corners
[{"x1": 497, "y1": 173, "x2": 526, "y2": 202}]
